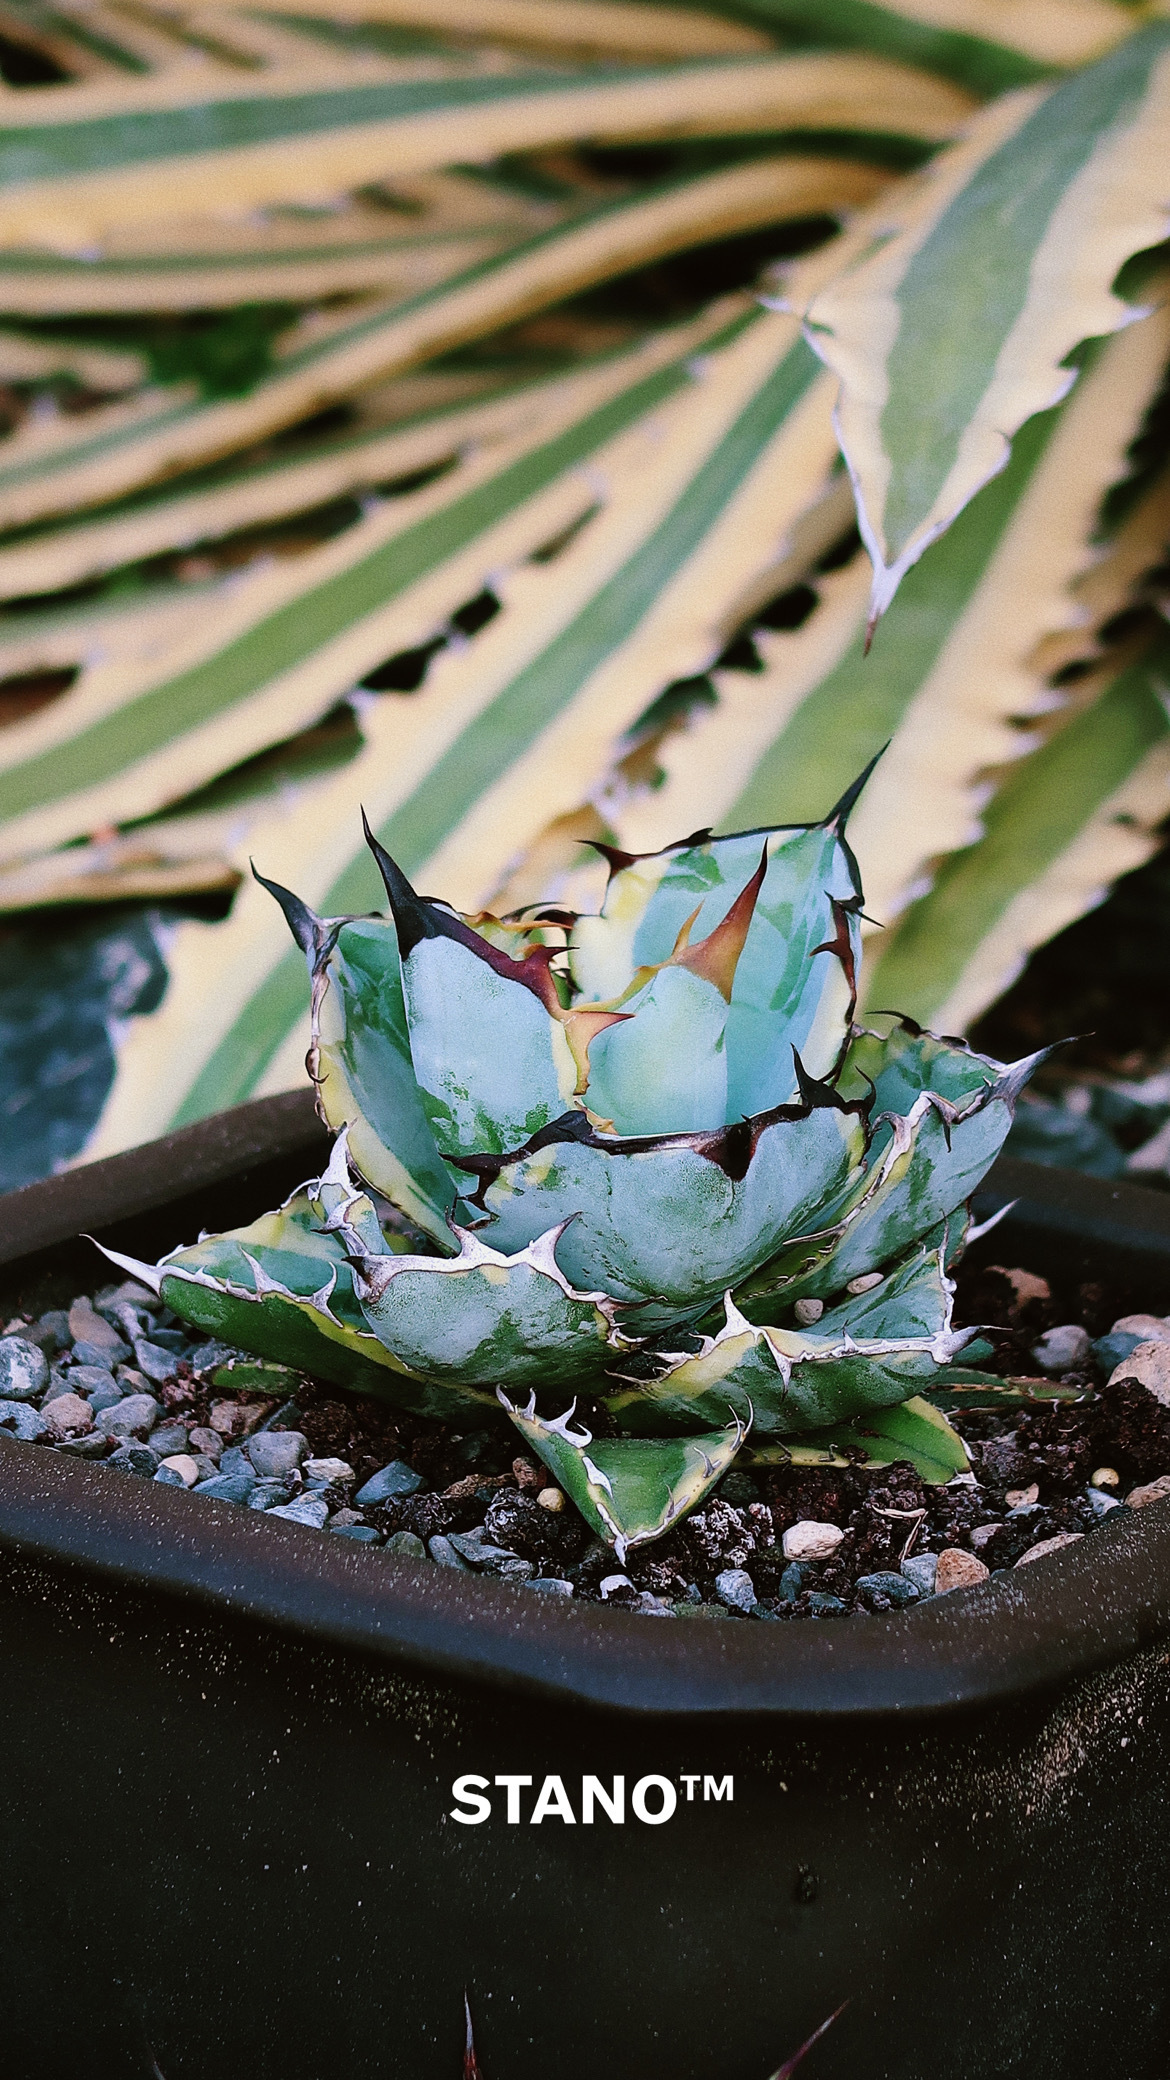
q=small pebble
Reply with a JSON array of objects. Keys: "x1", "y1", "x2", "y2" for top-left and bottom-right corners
[
  {"x1": 158, "y1": 1454, "x2": 199, "y2": 1488},
  {"x1": 246, "y1": 1430, "x2": 307, "y2": 1478},
  {"x1": 0, "y1": 1336, "x2": 49, "y2": 1402},
  {"x1": 845, "y1": 1272, "x2": 884, "y2": 1295},
  {"x1": 599, "y1": 1573, "x2": 634, "y2": 1600},
  {"x1": 934, "y1": 1548, "x2": 990, "y2": 1594},
  {"x1": 782, "y1": 1520, "x2": 844, "y2": 1562},
  {"x1": 1124, "y1": 1474, "x2": 1170, "y2": 1509},
  {"x1": 536, "y1": 1487, "x2": 564, "y2": 1513},
  {"x1": 43, "y1": 1372, "x2": 80, "y2": 1403},
  {"x1": 29, "y1": 1310, "x2": 70, "y2": 1355},
  {"x1": 1086, "y1": 1487, "x2": 1121, "y2": 1516},
  {"x1": 209, "y1": 1399, "x2": 255, "y2": 1439},
  {"x1": 1093, "y1": 1330, "x2": 1142, "y2": 1372},
  {"x1": 267, "y1": 1494, "x2": 329, "y2": 1529},
  {"x1": 95, "y1": 1393, "x2": 160, "y2": 1440},
  {"x1": 1111, "y1": 1312, "x2": 1170, "y2": 1341},
  {"x1": 331, "y1": 1523, "x2": 381, "y2": 1543},
  {"x1": 43, "y1": 1393, "x2": 93, "y2": 1439},
  {"x1": 715, "y1": 1567, "x2": 757, "y2": 1613},
  {"x1": 56, "y1": 1432, "x2": 111, "y2": 1459},
  {"x1": 526, "y1": 1577, "x2": 574, "y2": 1597},
  {"x1": 302, "y1": 1456, "x2": 353, "y2": 1485},
  {"x1": 429, "y1": 1533, "x2": 470, "y2": 1569},
  {"x1": 194, "y1": 1472, "x2": 256, "y2": 1504},
  {"x1": 511, "y1": 1456, "x2": 542, "y2": 1489},
  {"x1": 328, "y1": 1507, "x2": 365, "y2": 1529},
  {"x1": 778, "y1": 1561, "x2": 804, "y2": 1601},
  {"x1": 187, "y1": 1426, "x2": 222, "y2": 1460},
  {"x1": 385, "y1": 1530, "x2": 427, "y2": 1562},
  {"x1": 1091, "y1": 1466, "x2": 1120, "y2": 1488},
  {"x1": 970, "y1": 1523, "x2": 1001, "y2": 1552},
  {"x1": 1015, "y1": 1532, "x2": 1084, "y2": 1567},
  {"x1": 67, "y1": 1298, "x2": 124, "y2": 1356},
  {"x1": 0, "y1": 1399, "x2": 47, "y2": 1441},
  {"x1": 1005, "y1": 1484, "x2": 1040, "y2": 1509},
  {"x1": 248, "y1": 1477, "x2": 298, "y2": 1511},
  {"x1": 149, "y1": 1421, "x2": 189, "y2": 1458},
  {"x1": 807, "y1": 1592, "x2": 848, "y2": 1616},
  {"x1": 793, "y1": 1297, "x2": 824, "y2": 1326},
  {"x1": 132, "y1": 1339, "x2": 179, "y2": 1383},
  {"x1": 74, "y1": 1336, "x2": 131, "y2": 1368},
  {"x1": 355, "y1": 1459, "x2": 423, "y2": 1505},
  {"x1": 856, "y1": 1570, "x2": 919, "y2": 1608},
  {"x1": 1108, "y1": 1341, "x2": 1170, "y2": 1404},
  {"x1": 154, "y1": 1463, "x2": 189, "y2": 1488},
  {"x1": 106, "y1": 1442, "x2": 158, "y2": 1477},
  {"x1": 1031, "y1": 1324, "x2": 1091, "y2": 1373},
  {"x1": 901, "y1": 1553, "x2": 938, "y2": 1596}
]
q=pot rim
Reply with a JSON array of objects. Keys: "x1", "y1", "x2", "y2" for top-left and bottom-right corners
[{"x1": 3, "y1": 1094, "x2": 1170, "y2": 1724}]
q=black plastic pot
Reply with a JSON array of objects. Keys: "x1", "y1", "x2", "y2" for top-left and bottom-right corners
[{"x1": 3, "y1": 1099, "x2": 1170, "y2": 2080}]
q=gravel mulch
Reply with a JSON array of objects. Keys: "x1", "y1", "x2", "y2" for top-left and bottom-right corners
[{"x1": 3, "y1": 1259, "x2": 1170, "y2": 1621}]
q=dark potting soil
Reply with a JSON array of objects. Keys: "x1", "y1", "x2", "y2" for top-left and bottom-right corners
[{"x1": 3, "y1": 1254, "x2": 1169, "y2": 1620}]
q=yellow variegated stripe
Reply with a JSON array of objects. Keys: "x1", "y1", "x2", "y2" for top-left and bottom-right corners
[
  {"x1": 603, "y1": 299, "x2": 1170, "y2": 933},
  {"x1": 0, "y1": 153, "x2": 894, "y2": 528},
  {"x1": 0, "y1": 325, "x2": 145, "y2": 387},
  {"x1": 83, "y1": 306, "x2": 842, "y2": 1151},
  {"x1": 802, "y1": 24, "x2": 1170, "y2": 622},
  {"x1": 842, "y1": 0, "x2": 1134, "y2": 68},
  {"x1": 845, "y1": 299, "x2": 1170, "y2": 925},
  {"x1": 864, "y1": 647, "x2": 1170, "y2": 1033},
  {"x1": 0, "y1": 575, "x2": 223, "y2": 680},
  {"x1": 0, "y1": 333, "x2": 710, "y2": 600},
  {"x1": 50, "y1": 0, "x2": 210, "y2": 70},
  {"x1": 215, "y1": 0, "x2": 775, "y2": 59},
  {"x1": 0, "y1": 310, "x2": 746, "y2": 860},
  {"x1": 0, "y1": 55, "x2": 971, "y2": 249},
  {"x1": 0, "y1": 226, "x2": 517, "y2": 312}
]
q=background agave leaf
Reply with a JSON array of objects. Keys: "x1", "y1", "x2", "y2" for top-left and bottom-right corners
[
  {"x1": 0, "y1": 150, "x2": 896, "y2": 526},
  {"x1": 800, "y1": 22, "x2": 1170, "y2": 620},
  {"x1": 0, "y1": 49, "x2": 971, "y2": 249}
]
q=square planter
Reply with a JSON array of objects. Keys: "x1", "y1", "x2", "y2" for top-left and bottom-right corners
[{"x1": 2, "y1": 1097, "x2": 1170, "y2": 2080}]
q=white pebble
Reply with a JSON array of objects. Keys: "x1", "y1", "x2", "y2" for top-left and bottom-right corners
[
  {"x1": 1031, "y1": 1323, "x2": 1090, "y2": 1373},
  {"x1": 794, "y1": 1298, "x2": 824, "y2": 1326},
  {"x1": 160, "y1": 1454, "x2": 200, "y2": 1488},
  {"x1": 1091, "y1": 1466, "x2": 1120, "y2": 1488},
  {"x1": 845, "y1": 1272, "x2": 884, "y2": 1296},
  {"x1": 536, "y1": 1486, "x2": 564, "y2": 1512},
  {"x1": 1108, "y1": 1341, "x2": 1170, "y2": 1404},
  {"x1": 782, "y1": 1519, "x2": 844, "y2": 1562}
]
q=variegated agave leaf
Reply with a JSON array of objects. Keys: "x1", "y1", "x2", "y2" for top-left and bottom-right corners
[
  {"x1": 499, "y1": 1391, "x2": 748, "y2": 1562},
  {"x1": 750, "y1": 1394, "x2": 970, "y2": 1484},
  {"x1": 95, "y1": 1190, "x2": 495, "y2": 1419},
  {"x1": 608, "y1": 1241, "x2": 973, "y2": 1435},
  {"x1": 313, "y1": 1129, "x2": 627, "y2": 1387},
  {"x1": 800, "y1": 22, "x2": 1170, "y2": 622}
]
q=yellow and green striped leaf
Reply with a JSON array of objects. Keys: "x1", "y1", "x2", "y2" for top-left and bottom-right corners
[{"x1": 800, "y1": 21, "x2": 1170, "y2": 621}]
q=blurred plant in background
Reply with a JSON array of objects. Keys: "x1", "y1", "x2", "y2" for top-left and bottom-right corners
[{"x1": 0, "y1": 0, "x2": 1167, "y2": 1188}]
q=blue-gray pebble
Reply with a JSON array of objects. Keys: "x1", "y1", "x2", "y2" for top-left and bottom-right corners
[
  {"x1": 356, "y1": 1460, "x2": 423, "y2": 1505},
  {"x1": 0, "y1": 1337, "x2": 49, "y2": 1402}
]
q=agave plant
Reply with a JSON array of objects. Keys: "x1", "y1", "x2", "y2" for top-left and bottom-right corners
[{"x1": 105, "y1": 780, "x2": 1037, "y2": 1557}]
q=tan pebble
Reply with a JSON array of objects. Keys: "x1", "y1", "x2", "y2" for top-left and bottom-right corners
[
  {"x1": 188, "y1": 1426, "x2": 222, "y2": 1459},
  {"x1": 934, "y1": 1548, "x2": 990, "y2": 1593},
  {"x1": 1005, "y1": 1484, "x2": 1040, "y2": 1508},
  {"x1": 208, "y1": 1398, "x2": 254, "y2": 1438},
  {"x1": 987, "y1": 1265, "x2": 1050, "y2": 1308},
  {"x1": 1111, "y1": 1314, "x2": 1170, "y2": 1342},
  {"x1": 44, "y1": 1392, "x2": 93, "y2": 1438},
  {"x1": 1124, "y1": 1473, "x2": 1170, "y2": 1509},
  {"x1": 160, "y1": 1454, "x2": 200, "y2": 1488},
  {"x1": 845, "y1": 1272, "x2": 883, "y2": 1296},
  {"x1": 782, "y1": 1519, "x2": 844, "y2": 1561},
  {"x1": 1108, "y1": 1341, "x2": 1170, "y2": 1404},
  {"x1": 536, "y1": 1487, "x2": 565, "y2": 1513},
  {"x1": 794, "y1": 1297, "x2": 824, "y2": 1326},
  {"x1": 1091, "y1": 1466, "x2": 1120, "y2": 1489},
  {"x1": 1015, "y1": 1531, "x2": 1084, "y2": 1567}
]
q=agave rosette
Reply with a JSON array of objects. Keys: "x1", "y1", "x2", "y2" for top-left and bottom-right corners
[{"x1": 108, "y1": 777, "x2": 1040, "y2": 1555}]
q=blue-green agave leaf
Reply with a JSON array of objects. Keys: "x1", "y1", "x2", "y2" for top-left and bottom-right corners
[
  {"x1": 612, "y1": 1242, "x2": 972, "y2": 1435},
  {"x1": 738, "y1": 1024, "x2": 1044, "y2": 1306},
  {"x1": 568, "y1": 788, "x2": 866, "y2": 1114},
  {"x1": 96, "y1": 1194, "x2": 493, "y2": 1419},
  {"x1": 750, "y1": 1395, "x2": 970, "y2": 1485},
  {"x1": 313, "y1": 1129, "x2": 626, "y2": 1388},
  {"x1": 454, "y1": 1072, "x2": 871, "y2": 1328},
  {"x1": 500, "y1": 1392, "x2": 747, "y2": 1560},
  {"x1": 365, "y1": 828, "x2": 625, "y2": 1161},
  {"x1": 256, "y1": 866, "x2": 466, "y2": 1250}
]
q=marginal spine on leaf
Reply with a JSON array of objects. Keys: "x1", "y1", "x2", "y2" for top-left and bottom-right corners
[{"x1": 671, "y1": 845, "x2": 768, "y2": 1002}]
